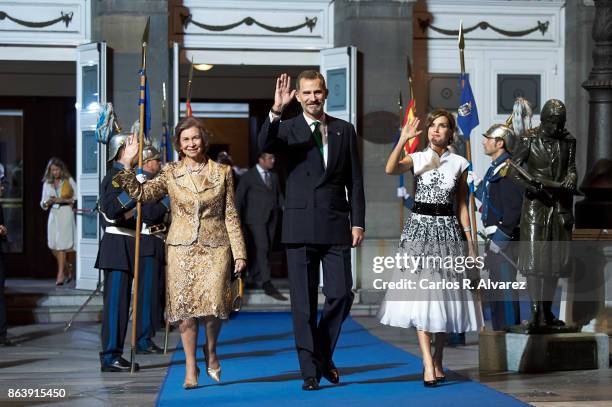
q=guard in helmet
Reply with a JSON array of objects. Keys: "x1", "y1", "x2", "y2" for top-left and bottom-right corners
[
  {"x1": 95, "y1": 130, "x2": 139, "y2": 372},
  {"x1": 136, "y1": 145, "x2": 168, "y2": 354},
  {"x1": 476, "y1": 123, "x2": 524, "y2": 330}
]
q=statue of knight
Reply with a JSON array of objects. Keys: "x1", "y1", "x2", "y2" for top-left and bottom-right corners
[{"x1": 509, "y1": 99, "x2": 578, "y2": 332}]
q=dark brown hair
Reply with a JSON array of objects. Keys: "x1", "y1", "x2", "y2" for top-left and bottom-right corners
[
  {"x1": 425, "y1": 109, "x2": 457, "y2": 146},
  {"x1": 172, "y1": 116, "x2": 213, "y2": 158},
  {"x1": 296, "y1": 70, "x2": 327, "y2": 91}
]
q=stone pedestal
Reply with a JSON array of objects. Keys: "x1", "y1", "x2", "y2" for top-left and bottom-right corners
[{"x1": 479, "y1": 331, "x2": 609, "y2": 372}]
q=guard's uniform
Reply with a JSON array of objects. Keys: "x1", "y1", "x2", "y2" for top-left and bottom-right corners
[
  {"x1": 475, "y1": 152, "x2": 524, "y2": 330},
  {"x1": 137, "y1": 170, "x2": 169, "y2": 348},
  {"x1": 96, "y1": 162, "x2": 139, "y2": 366}
]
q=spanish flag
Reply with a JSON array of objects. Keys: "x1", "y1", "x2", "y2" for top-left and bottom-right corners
[
  {"x1": 186, "y1": 100, "x2": 193, "y2": 117},
  {"x1": 403, "y1": 99, "x2": 419, "y2": 154}
]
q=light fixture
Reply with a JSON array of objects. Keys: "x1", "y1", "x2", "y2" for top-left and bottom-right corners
[{"x1": 194, "y1": 64, "x2": 214, "y2": 71}]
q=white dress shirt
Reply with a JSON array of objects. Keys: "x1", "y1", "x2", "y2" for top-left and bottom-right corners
[{"x1": 256, "y1": 164, "x2": 270, "y2": 185}]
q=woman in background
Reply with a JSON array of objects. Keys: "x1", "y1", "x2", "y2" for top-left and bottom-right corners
[{"x1": 40, "y1": 158, "x2": 76, "y2": 286}]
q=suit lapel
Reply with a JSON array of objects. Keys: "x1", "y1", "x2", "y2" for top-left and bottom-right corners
[
  {"x1": 172, "y1": 158, "x2": 220, "y2": 194},
  {"x1": 252, "y1": 167, "x2": 267, "y2": 189},
  {"x1": 290, "y1": 114, "x2": 314, "y2": 146}
]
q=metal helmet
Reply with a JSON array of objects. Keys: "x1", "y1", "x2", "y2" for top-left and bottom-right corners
[
  {"x1": 107, "y1": 132, "x2": 130, "y2": 162},
  {"x1": 483, "y1": 124, "x2": 516, "y2": 153},
  {"x1": 142, "y1": 145, "x2": 161, "y2": 163},
  {"x1": 540, "y1": 99, "x2": 566, "y2": 123}
]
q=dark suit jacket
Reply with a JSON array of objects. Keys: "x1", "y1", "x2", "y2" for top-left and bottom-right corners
[
  {"x1": 235, "y1": 166, "x2": 282, "y2": 225},
  {"x1": 258, "y1": 113, "x2": 365, "y2": 244}
]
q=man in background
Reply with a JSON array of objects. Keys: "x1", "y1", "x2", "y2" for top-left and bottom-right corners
[{"x1": 235, "y1": 151, "x2": 286, "y2": 301}]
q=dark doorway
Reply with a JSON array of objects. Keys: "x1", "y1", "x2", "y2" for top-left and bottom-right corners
[{"x1": 0, "y1": 97, "x2": 76, "y2": 278}]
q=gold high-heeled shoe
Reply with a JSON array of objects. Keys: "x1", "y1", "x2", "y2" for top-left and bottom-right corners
[
  {"x1": 183, "y1": 367, "x2": 200, "y2": 390},
  {"x1": 207, "y1": 365, "x2": 221, "y2": 383},
  {"x1": 204, "y1": 346, "x2": 222, "y2": 382}
]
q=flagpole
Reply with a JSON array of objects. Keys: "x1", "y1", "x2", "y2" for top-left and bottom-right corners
[
  {"x1": 130, "y1": 17, "x2": 150, "y2": 374},
  {"x1": 458, "y1": 21, "x2": 479, "y2": 250},
  {"x1": 398, "y1": 91, "x2": 404, "y2": 232},
  {"x1": 186, "y1": 57, "x2": 194, "y2": 117}
]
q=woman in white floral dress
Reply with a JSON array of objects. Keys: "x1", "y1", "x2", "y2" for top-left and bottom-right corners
[{"x1": 378, "y1": 109, "x2": 483, "y2": 387}]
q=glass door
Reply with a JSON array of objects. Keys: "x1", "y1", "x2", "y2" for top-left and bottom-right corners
[
  {"x1": 320, "y1": 46, "x2": 358, "y2": 289},
  {"x1": 76, "y1": 42, "x2": 106, "y2": 290}
]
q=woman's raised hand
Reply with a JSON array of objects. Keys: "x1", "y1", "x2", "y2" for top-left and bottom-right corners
[
  {"x1": 273, "y1": 73, "x2": 296, "y2": 113},
  {"x1": 122, "y1": 133, "x2": 139, "y2": 167},
  {"x1": 400, "y1": 117, "x2": 422, "y2": 144}
]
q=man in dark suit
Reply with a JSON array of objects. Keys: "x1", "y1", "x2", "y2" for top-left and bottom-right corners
[
  {"x1": 235, "y1": 151, "x2": 287, "y2": 300},
  {"x1": 258, "y1": 71, "x2": 365, "y2": 391}
]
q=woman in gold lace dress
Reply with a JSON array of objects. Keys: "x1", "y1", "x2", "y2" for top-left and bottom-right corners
[{"x1": 115, "y1": 117, "x2": 247, "y2": 389}]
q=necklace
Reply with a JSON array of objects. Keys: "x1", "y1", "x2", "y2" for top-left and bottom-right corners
[{"x1": 187, "y1": 162, "x2": 205, "y2": 174}]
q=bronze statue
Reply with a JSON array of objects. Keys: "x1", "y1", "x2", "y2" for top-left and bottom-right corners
[{"x1": 509, "y1": 99, "x2": 577, "y2": 332}]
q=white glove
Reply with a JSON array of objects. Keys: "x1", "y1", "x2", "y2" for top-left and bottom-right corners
[
  {"x1": 468, "y1": 170, "x2": 482, "y2": 188},
  {"x1": 489, "y1": 240, "x2": 501, "y2": 254},
  {"x1": 397, "y1": 186, "x2": 407, "y2": 199},
  {"x1": 136, "y1": 173, "x2": 147, "y2": 184}
]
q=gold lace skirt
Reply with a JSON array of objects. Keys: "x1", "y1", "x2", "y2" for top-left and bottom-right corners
[{"x1": 166, "y1": 243, "x2": 233, "y2": 322}]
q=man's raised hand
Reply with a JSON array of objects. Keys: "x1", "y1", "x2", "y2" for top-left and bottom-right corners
[{"x1": 273, "y1": 73, "x2": 296, "y2": 113}]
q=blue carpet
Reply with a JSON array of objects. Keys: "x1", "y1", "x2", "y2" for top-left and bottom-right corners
[{"x1": 156, "y1": 312, "x2": 528, "y2": 407}]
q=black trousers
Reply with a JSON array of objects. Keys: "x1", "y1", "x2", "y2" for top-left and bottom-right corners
[
  {"x1": 245, "y1": 215, "x2": 276, "y2": 285},
  {"x1": 285, "y1": 244, "x2": 354, "y2": 379}
]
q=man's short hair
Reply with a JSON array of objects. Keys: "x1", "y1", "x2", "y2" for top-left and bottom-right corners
[
  {"x1": 296, "y1": 70, "x2": 326, "y2": 91},
  {"x1": 259, "y1": 151, "x2": 274, "y2": 160}
]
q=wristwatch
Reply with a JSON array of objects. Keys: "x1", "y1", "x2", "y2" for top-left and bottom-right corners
[{"x1": 271, "y1": 107, "x2": 282, "y2": 116}]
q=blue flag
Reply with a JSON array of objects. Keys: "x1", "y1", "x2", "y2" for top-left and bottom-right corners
[
  {"x1": 138, "y1": 69, "x2": 151, "y2": 140},
  {"x1": 457, "y1": 73, "x2": 479, "y2": 140}
]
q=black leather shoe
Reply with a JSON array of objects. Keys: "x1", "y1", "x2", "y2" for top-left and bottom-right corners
[
  {"x1": 101, "y1": 357, "x2": 139, "y2": 372},
  {"x1": 136, "y1": 342, "x2": 164, "y2": 354},
  {"x1": 263, "y1": 281, "x2": 288, "y2": 301},
  {"x1": 302, "y1": 377, "x2": 320, "y2": 391},
  {"x1": 321, "y1": 360, "x2": 340, "y2": 384}
]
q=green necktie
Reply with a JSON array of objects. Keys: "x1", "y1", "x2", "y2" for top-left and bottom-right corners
[{"x1": 312, "y1": 121, "x2": 324, "y2": 156}]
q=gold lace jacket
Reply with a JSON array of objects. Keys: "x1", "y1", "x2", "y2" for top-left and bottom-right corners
[{"x1": 113, "y1": 159, "x2": 246, "y2": 260}]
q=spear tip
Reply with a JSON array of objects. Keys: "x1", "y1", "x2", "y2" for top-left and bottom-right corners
[
  {"x1": 142, "y1": 17, "x2": 150, "y2": 46},
  {"x1": 458, "y1": 20, "x2": 465, "y2": 50},
  {"x1": 406, "y1": 55, "x2": 412, "y2": 80}
]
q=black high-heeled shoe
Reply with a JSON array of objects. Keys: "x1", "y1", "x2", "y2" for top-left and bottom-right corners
[
  {"x1": 423, "y1": 369, "x2": 438, "y2": 387},
  {"x1": 434, "y1": 366, "x2": 446, "y2": 382}
]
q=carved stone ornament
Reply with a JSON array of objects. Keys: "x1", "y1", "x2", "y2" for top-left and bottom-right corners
[
  {"x1": 181, "y1": 14, "x2": 318, "y2": 34},
  {"x1": 0, "y1": 11, "x2": 73, "y2": 29}
]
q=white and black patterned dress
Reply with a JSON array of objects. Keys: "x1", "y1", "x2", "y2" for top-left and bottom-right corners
[{"x1": 378, "y1": 147, "x2": 483, "y2": 333}]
